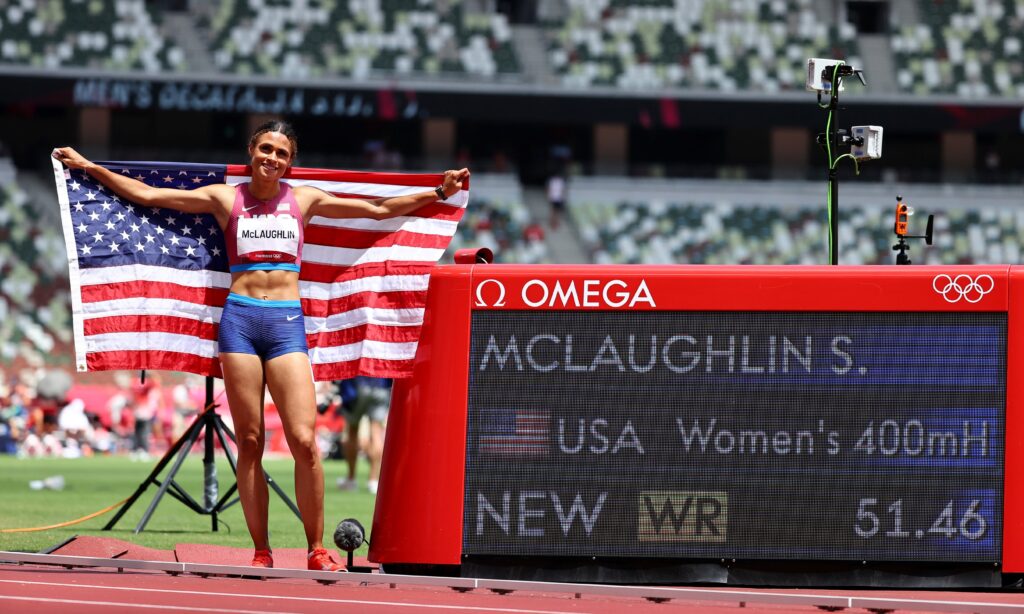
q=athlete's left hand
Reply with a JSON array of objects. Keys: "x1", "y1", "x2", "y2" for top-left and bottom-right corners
[{"x1": 442, "y1": 168, "x2": 470, "y2": 197}]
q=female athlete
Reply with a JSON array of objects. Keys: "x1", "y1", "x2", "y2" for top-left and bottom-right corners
[{"x1": 54, "y1": 121, "x2": 469, "y2": 570}]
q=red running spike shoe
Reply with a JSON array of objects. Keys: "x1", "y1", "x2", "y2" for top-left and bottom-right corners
[
  {"x1": 250, "y1": 549, "x2": 273, "y2": 568},
  {"x1": 307, "y1": 547, "x2": 346, "y2": 572}
]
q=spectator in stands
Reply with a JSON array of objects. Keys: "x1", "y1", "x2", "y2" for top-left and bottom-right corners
[
  {"x1": 53, "y1": 122, "x2": 468, "y2": 572},
  {"x1": 523, "y1": 221, "x2": 545, "y2": 243},
  {"x1": 335, "y1": 377, "x2": 391, "y2": 495}
]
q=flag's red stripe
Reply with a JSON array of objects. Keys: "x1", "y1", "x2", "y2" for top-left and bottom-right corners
[
  {"x1": 81, "y1": 281, "x2": 229, "y2": 306},
  {"x1": 304, "y1": 226, "x2": 453, "y2": 250},
  {"x1": 87, "y1": 351, "x2": 221, "y2": 377},
  {"x1": 299, "y1": 260, "x2": 436, "y2": 284},
  {"x1": 301, "y1": 290, "x2": 427, "y2": 318},
  {"x1": 227, "y1": 165, "x2": 470, "y2": 190},
  {"x1": 395, "y1": 202, "x2": 465, "y2": 221},
  {"x1": 312, "y1": 357, "x2": 414, "y2": 381},
  {"x1": 306, "y1": 323, "x2": 423, "y2": 348},
  {"x1": 305, "y1": 200, "x2": 464, "y2": 222},
  {"x1": 83, "y1": 315, "x2": 218, "y2": 340}
]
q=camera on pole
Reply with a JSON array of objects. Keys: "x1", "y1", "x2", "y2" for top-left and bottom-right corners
[{"x1": 807, "y1": 58, "x2": 882, "y2": 265}]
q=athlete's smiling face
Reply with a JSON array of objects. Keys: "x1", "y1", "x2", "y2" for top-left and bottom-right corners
[{"x1": 248, "y1": 132, "x2": 293, "y2": 182}]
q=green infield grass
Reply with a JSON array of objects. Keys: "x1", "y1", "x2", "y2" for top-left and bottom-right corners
[{"x1": 0, "y1": 454, "x2": 377, "y2": 556}]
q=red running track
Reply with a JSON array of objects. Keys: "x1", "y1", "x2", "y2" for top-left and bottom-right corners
[{"x1": 4, "y1": 564, "x2": 1024, "y2": 614}]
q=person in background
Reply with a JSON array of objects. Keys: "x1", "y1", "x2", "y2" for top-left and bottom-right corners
[
  {"x1": 546, "y1": 172, "x2": 567, "y2": 230},
  {"x1": 336, "y1": 377, "x2": 391, "y2": 495},
  {"x1": 58, "y1": 398, "x2": 93, "y2": 457},
  {"x1": 0, "y1": 382, "x2": 18, "y2": 455},
  {"x1": 171, "y1": 375, "x2": 204, "y2": 441},
  {"x1": 130, "y1": 373, "x2": 163, "y2": 461}
]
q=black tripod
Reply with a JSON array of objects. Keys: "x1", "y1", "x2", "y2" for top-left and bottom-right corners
[{"x1": 104, "y1": 376, "x2": 300, "y2": 533}]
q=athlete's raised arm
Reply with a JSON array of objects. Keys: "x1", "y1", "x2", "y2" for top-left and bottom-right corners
[
  {"x1": 52, "y1": 147, "x2": 232, "y2": 221},
  {"x1": 302, "y1": 168, "x2": 469, "y2": 221}
]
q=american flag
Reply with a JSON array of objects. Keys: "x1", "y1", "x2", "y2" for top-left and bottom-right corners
[
  {"x1": 478, "y1": 409, "x2": 550, "y2": 456},
  {"x1": 52, "y1": 158, "x2": 467, "y2": 380}
]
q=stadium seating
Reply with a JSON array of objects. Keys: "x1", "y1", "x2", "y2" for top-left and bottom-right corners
[
  {"x1": 893, "y1": 0, "x2": 1024, "y2": 97},
  {"x1": 443, "y1": 172, "x2": 549, "y2": 265},
  {"x1": 545, "y1": 0, "x2": 861, "y2": 91},
  {"x1": 445, "y1": 196, "x2": 549, "y2": 264},
  {"x1": 0, "y1": 0, "x2": 186, "y2": 72},
  {"x1": 3, "y1": 1, "x2": 1019, "y2": 99},
  {"x1": 569, "y1": 184, "x2": 1024, "y2": 266},
  {"x1": 205, "y1": 0, "x2": 520, "y2": 79},
  {"x1": 0, "y1": 172, "x2": 74, "y2": 367}
]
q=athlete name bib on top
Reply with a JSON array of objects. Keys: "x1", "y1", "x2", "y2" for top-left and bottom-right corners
[{"x1": 236, "y1": 210, "x2": 300, "y2": 262}]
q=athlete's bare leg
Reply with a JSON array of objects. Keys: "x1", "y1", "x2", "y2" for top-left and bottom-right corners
[
  {"x1": 344, "y1": 419, "x2": 360, "y2": 481},
  {"x1": 368, "y1": 420, "x2": 385, "y2": 483},
  {"x1": 265, "y1": 351, "x2": 324, "y2": 550},
  {"x1": 220, "y1": 352, "x2": 269, "y2": 551}
]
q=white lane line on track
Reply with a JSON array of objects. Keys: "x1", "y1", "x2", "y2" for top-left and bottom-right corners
[
  {"x1": 0, "y1": 580, "x2": 577, "y2": 614},
  {"x1": 0, "y1": 595, "x2": 298, "y2": 613}
]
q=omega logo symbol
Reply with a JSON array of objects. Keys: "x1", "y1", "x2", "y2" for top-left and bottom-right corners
[
  {"x1": 932, "y1": 274, "x2": 994, "y2": 304},
  {"x1": 475, "y1": 279, "x2": 507, "y2": 307}
]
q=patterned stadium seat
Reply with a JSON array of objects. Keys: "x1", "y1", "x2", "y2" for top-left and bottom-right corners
[
  {"x1": 546, "y1": 0, "x2": 861, "y2": 91},
  {"x1": 444, "y1": 195, "x2": 549, "y2": 264},
  {"x1": 893, "y1": 0, "x2": 1024, "y2": 97},
  {"x1": 0, "y1": 176, "x2": 73, "y2": 367},
  {"x1": 206, "y1": 0, "x2": 520, "y2": 79},
  {"x1": 0, "y1": 0, "x2": 185, "y2": 72}
]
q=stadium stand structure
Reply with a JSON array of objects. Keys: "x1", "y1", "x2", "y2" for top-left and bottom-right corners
[
  {"x1": 544, "y1": 0, "x2": 861, "y2": 91},
  {"x1": 1, "y1": 1, "x2": 1021, "y2": 100},
  {"x1": 569, "y1": 177, "x2": 1024, "y2": 265},
  {"x1": 442, "y1": 173, "x2": 549, "y2": 264},
  {"x1": 0, "y1": 166, "x2": 73, "y2": 368},
  {"x1": 893, "y1": 0, "x2": 1024, "y2": 97},
  {"x1": 0, "y1": 0, "x2": 186, "y2": 72},
  {"x1": 202, "y1": 0, "x2": 520, "y2": 79}
]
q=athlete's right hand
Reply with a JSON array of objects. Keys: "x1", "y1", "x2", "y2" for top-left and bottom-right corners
[{"x1": 52, "y1": 147, "x2": 92, "y2": 171}]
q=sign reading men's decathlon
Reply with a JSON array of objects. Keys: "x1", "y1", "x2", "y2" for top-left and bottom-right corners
[
  {"x1": 70, "y1": 78, "x2": 422, "y2": 118},
  {"x1": 462, "y1": 273, "x2": 1006, "y2": 563}
]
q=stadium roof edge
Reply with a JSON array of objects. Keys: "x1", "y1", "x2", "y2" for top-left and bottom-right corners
[{"x1": 0, "y1": 65, "x2": 1020, "y2": 109}]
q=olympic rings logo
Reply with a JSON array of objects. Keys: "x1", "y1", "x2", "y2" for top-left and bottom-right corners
[{"x1": 932, "y1": 274, "x2": 994, "y2": 304}]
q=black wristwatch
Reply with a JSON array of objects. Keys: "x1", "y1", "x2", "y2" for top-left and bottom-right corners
[{"x1": 434, "y1": 185, "x2": 447, "y2": 200}]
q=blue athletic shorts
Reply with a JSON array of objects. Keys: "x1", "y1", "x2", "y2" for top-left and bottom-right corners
[{"x1": 217, "y1": 293, "x2": 308, "y2": 361}]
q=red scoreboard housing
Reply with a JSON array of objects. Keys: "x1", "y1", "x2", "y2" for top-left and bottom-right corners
[{"x1": 369, "y1": 264, "x2": 1023, "y2": 587}]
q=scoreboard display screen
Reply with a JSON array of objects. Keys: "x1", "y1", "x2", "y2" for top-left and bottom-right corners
[{"x1": 463, "y1": 311, "x2": 1006, "y2": 562}]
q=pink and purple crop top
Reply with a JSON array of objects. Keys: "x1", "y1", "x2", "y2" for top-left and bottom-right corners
[{"x1": 225, "y1": 183, "x2": 305, "y2": 273}]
